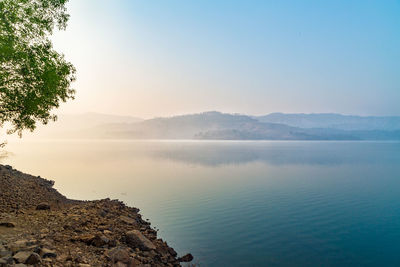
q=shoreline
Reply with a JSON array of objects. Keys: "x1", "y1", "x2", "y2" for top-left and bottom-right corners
[{"x1": 0, "y1": 164, "x2": 192, "y2": 266}]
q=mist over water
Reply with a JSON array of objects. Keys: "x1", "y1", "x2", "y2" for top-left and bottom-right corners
[{"x1": 2, "y1": 140, "x2": 400, "y2": 266}]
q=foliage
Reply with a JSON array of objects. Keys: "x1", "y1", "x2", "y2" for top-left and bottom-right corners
[{"x1": 0, "y1": 0, "x2": 75, "y2": 135}]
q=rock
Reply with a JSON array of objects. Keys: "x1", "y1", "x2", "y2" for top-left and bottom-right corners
[
  {"x1": 36, "y1": 202, "x2": 50, "y2": 210},
  {"x1": 107, "y1": 247, "x2": 131, "y2": 263},
  {"x1": 125, "y1": 230, "x2": 156, "y2": 251},
  {"x1": 92, "y1": 234, "x2": 109, "y2": 247},
  {"x1": 13, "y1": 251, "x2": 32, "y2": 263},
  {"x1": 120, "y1": 216, "x2": 136, "y2": 225},
  {"x1": 114, "y1": 262, "x2": 127, "y2": 267},
  {"x1": 0, "y1": 222, "x2": 15, "y2": 228},
  {"x1": 167, "y1": 247, "x2": 177, "y2": 257},
  {"x1": 42, "y1": 258, "x2": 53, "y2": 264},
  {"x1": 0, "y1": 249, "x2": 12, "y2": 257},
  {"x1": 75, "y1": 234, "x2": 95, "y2": 244},
  {"x1": 99, "y1": 210, "x2": 107, "y2": 218},
  {"x1": 14, "y1": 264, "x2": 28, "y2": 267},
  {"x1": 25, "y1": 252, "x2": 41, "y2": 264},
  {"x1": 9, "y1": 240, "x2": 37, "y2": 253},
  {"x1": 0, "y1": 257, "x2": 14, "y2": 267},
  {"x1": 11, "y1": 240, "x2": 29, "y2": 250},
  {"x1": 0, "y1": 255, "x2": 13, "y2": 264},
  {"x1": 40, "y1": 248, "x2": 57, "y2": 258},
  {"x1": 178, "y1": 253, "x2": 194, "y2": 262},
  {"x1": 108, "y1": 239, "x2": 118, "y2": 247}
]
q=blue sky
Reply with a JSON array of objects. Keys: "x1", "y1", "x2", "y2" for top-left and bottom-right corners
[{"x1": 53, "y1": 0, "x2": 400, "y2": 118}]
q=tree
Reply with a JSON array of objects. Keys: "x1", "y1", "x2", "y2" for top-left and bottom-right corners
[{"x1": 0, "y1": 0, "x2": 75, "y2": 137}]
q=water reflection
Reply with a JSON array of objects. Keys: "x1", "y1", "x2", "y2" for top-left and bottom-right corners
[
  {"x1": 3, "y1": 140, "x2": 400, "y2": 167},
  {"x1": 118, "y1": 141, "x2": 400, "y2": 167}
]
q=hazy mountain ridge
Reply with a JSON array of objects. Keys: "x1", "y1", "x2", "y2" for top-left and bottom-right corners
[
  {"x1": 20, "y1": 111, "x2": 400, "y2": 140},
  {"x1": 256, "y1": 113, "x2": 400, "y2": 131},
  {"x1": 92, "y1": 111, "x2": 261, "y2": 139},
  {"x1": 86, "y1": 111, "x2": 400, "y2": 140}
]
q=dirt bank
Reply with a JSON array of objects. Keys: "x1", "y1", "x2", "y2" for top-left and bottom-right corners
[{"x1": 0, "y1": 165, "x2": 192, "y2": 266}]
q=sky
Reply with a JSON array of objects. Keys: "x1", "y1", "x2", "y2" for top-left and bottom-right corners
[{"x1": 52, "y1": 0, "x2": 400, "y2": 119}]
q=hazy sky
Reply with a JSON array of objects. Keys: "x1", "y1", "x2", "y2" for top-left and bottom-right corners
[{"x1": 52, "y1": 0, "x2": 400, "y2": 118}]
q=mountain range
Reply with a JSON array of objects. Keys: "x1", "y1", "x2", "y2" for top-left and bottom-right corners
[
  {"x1": 256, "y1": 113, "x2": 400, "y2": 131},
  {"x1": 24, "y1": 111, "x2": 400, "y2": 141}
]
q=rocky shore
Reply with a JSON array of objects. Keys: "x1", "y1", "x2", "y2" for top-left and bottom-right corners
[{"x1": 0, "y1": 165, "x2": 193, "y2": 266}]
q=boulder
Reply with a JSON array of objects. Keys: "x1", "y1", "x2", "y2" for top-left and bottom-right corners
[
  {"x1": 119, "y1": 216, "x2": 136, "y2": 225},
  {"x1": 25, "y1": 252, "x2": 41, "y2": 264},
  {"x1": 74, "y1": 234, "x2": 95, "y2": 244},
  {"x1": 92, "y1": 234, "x2": 109, "y2": 247},
  {"x1": 0, "y1": 222, "x2": 15, "y2": 228},
  {"x1": 168, "y1": 247, "x2": 177, "y2": 257},
  {"x1": 36, "y1": 203, "x2": 51, "y2": 210},
  {"x1": 113, "y1": 262, "x2": 128, "y2": 267},
  {"x1": 0, "y1": 249, "x2": 12, "y2": 258},
  {"x1": 13, "y1": 251, "x2": 32, "y2": 263},
  {"x1": 178, "y1": 253, "x2": 194, "y2": 262},
  {"x1": 107, "y1": 247, "x2": 130, "y2": 263},
  {"x1": 0, "y1": 256, "x2": 14, "y2": 267},
  {"x1": 11, "y1": 240, "x2": 29, "y2": 249},
  {"x1": 40, "y1": 248, "x2": 57, "y2": 258},
  {"x1": 125, "y1": 230, "x2": 156, "y2": 251}
]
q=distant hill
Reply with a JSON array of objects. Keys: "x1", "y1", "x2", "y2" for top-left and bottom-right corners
[
  {"x1": 256, "y1": 113, "x2": 400, "y2": 131},
  {"x1": 21, "y1": 111, "x2": 400, "y2": 140},
  {"x1": 92, "y1": 111, "x2": 263, "y2": 139},
  {"x1": 90, "y1": 111, "x2": 400, "y2": 140}
]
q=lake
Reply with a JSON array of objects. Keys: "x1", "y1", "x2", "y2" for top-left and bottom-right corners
[{"x1": 2, "y1": 140, "x2": 400, "y2": 266}]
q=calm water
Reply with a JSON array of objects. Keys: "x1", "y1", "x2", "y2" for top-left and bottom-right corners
[{"x1": 3, "y1": 140, "x2": 400, "y2": 266}]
